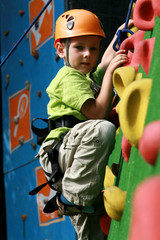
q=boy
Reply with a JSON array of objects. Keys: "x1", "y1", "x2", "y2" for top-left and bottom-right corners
[{"x1": 37, "y1": 9, "x2": 130, "y2": 240}]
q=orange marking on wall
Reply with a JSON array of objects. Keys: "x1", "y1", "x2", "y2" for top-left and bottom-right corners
[
  {"x1": 35, "y1": 167, "x2": 65, "y2": 226},
  {"x1": 9, "y1": 88, "x2": 32, "y2": 152},
  {"x1": 29, "y1": 0, "x2": 54, "y2": 51}
]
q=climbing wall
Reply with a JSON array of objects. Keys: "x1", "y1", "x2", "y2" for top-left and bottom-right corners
[
  {"x1": 0, "y1": 0, "x2": 76, "y2": 239},
  {"x1": 102, "y1": 0, "x2": 160, "y2": 239}
]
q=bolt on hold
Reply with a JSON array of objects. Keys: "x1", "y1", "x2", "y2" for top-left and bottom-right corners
[
  {"x1": 25, "y1": 81, "x2": 30, "y2": 90},
  {"x1": 19, "y1": 59, "x2": 24, "y2": 66},
  {"x1": 5, "y1": 74, "x2": 10, "y2": 84},
  {"x1": 13, "y1": 116, "x2": 20, "y2": 124},
  {"x1": 32, "y1": 49, "x2": 39, "y2": 59},
  {"x1": 4, "y1": 30, "x2": 9, "y2": 36},
  {"x1": 21, "y1": 214, "x2": 27, "y2": 221},
  {"x1": 19, "y1": 136, "x2": 24, "y2": 145},
  {"x1": 19, "y1": 10, "x2": 25, "y2": 16},
  {"x1": 37, "y1": 90, "x2": 42, "y2": 97},
  {"x1": 30, "y1": 142, "x2": 37, "y2": 150}
]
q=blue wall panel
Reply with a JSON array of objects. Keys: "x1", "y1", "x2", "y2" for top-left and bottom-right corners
[
  {"x1": 5, "y1": 161, "x2": 76, "y2": 240},
  {"x1": 1, "y1": 0, "x2": 76, "y2": 239}
]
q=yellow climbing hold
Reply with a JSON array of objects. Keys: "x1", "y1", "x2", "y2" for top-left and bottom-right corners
[
  {"x1": 104, "y1": 166, "x2": 115, "y2": 189},
  {"x1": 103, "y1": 186, "x2": 127, "y2": 221},
  {"x1": 113, "y1": 66, "x2": 136, "y2": 98},
  {"x1": 118, "y1": 78, "x2": 152, "y2": 147}
]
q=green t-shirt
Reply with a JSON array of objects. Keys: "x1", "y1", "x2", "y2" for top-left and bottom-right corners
[{"x1": 45, "y1": 65, "x2": 104, "y2": 141}]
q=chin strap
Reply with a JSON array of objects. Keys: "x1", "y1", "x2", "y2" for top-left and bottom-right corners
[{"x1": 65, "y1": 39, "x2": 71, "y2": 67}]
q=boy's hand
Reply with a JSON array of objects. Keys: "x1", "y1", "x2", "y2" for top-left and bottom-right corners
[
  {"x1": 107, "y1": 50, "x2": 129, "y2": 75},
  {"x1": 118, "y1": 19, "x2": 134, "y2": 31}
]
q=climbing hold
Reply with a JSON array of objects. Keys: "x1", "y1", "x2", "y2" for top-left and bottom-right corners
[
  {"x1": 113, "y1": 66, "x2": 136, "y2": 98},
  {"x1": 19, "y1": 136, "x2": 24, "y2": 145},
  {"x1": 32, "y1": 49, "x2": 39, "y2": 59},
  {"x1": 100, "y1": 214, "x2": 111, "y2": 236},
  {"x1": 103, "y1": 186, "x2": 127, "y2": 221},
  {"x1": 108, "y1": 107, "x2": 119, "y2": 129},
  {"x1": 30, "y1": 142, "x2": 37, "y2": 150},
  {"x1": 37, "y1": 90, "x2": 42, "y2": 97},
  {"x1": 118, "y1": 79, "x2": 152, "y2": 147},
  {"x1": 13, "y1": 116, "x2": 20, "y2": 124},
  {"x1": 126, "y1": 26, "x2": 138, "y2": 37},
  {"x1": 35, "y1": 20, "x2": 39, "y2": 30},
  {"x1": 26, "y1": 32, "x2": 29, "y2": 40},
  {"x1": 25, "y1": 81, "x2": 30, "y2": 90},
  {"x1": 152, "y1": 0, "x2": 160, "y2": 17},
  {"x1": 5, "y1": 75, "x2": 10, "y2": 87},
  {"x1": 4, "y1": 30, "x2": 9, "y2": 36},
  {"x1": 19, "y1": 10, "x2": 24, "y2": 16},
  {"x1": 128, "y1": 176, "x2": 160, "y2": 240},
  {"x1": 138, "y1": 37, "x2": 155, "y2": 75},
  {"x1": 133, "y1": 0, "x2": 155, "y2": 31},
  {"x1": 121, "y1": 135, "x2": 131, "y2": 163},
  {"x1": 104, "y1": 166, "x2": 115, "y2": 189},
  {"x1": 19, "y1": 59, "x2": 24, "y2": 66},
  {"x1": 21, "y1": 214, "x2": 27, "y2": 221},
  {"x1": 120, "y1": 30, "x2": 145, "y2": 73},
  {"x1": 138, "y1": 121, "x2": 160, "y2": 165}
]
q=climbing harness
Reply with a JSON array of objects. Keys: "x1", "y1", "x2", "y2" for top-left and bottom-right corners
[
  {"x1": 29, "y1": 137, "x2": 64, "y2": 195},
  {"x1": 113, "y1": 0, "x2": 136, "y2": 51},
  {"x1": 29, "y1": 115, "x2": 92, "y2": 215},
  {"x1": 43, "y1": 191, "x2": 105, "y2": 216},
  {"x1": 31, "y1": 115, "x2": 82, "y2": 145},
  {"x1": 29, "y1": 115, "x2": 106, "y2": 216},
  {"x1": 29, "y1": 115, "x2": 84, "y2": 193}
]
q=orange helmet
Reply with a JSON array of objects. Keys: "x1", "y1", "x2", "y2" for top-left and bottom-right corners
[{"x1": 54, "y1": 9, "x2": 105, "y2": 47}]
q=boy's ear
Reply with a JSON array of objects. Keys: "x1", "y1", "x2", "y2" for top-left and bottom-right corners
[{"x1": 55, "y1": 42, "x2": 66, "y2": 59}]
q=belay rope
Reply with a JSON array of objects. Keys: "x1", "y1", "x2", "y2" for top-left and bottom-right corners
[{"x1": 113, "y1": 0, "x2": 136, "y2": 51}]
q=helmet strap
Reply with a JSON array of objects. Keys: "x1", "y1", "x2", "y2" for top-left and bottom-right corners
[{"x1": 65, "y1": 39, "x2": 71, "y2": 67}]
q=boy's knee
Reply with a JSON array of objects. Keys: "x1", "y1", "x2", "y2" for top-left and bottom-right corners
[
  {"x1": 98, "y1": 120, "x2": 116, "y2": 151},
  {"x1": 98, "y1": 120, "x2": 116, "y2": 138}
]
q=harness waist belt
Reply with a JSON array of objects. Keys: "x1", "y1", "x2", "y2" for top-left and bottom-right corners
[{"x1": 32, "y1": 115, "x2": 84, "y2": 145}]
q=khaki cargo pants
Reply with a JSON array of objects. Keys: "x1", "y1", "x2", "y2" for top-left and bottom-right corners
[{"x1": 37, "y1": 120, "x2": 116, "y2": 240}]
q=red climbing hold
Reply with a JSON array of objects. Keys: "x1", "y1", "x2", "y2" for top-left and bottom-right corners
[
  {"x1": 121, "y1": 135, "x2": 131, "y2": 163},
  {"x1": 100, "y1": 214, "x2": 111, "y2": 236}
]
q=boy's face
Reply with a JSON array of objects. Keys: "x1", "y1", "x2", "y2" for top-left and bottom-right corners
[{"x1": 65, "y1": 35, "x2": 101, "y2": 74}]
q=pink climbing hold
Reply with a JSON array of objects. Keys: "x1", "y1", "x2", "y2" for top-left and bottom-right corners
[
  {"x1": 120, "y1": 30, "x2": 145, "y2": 72},
  {"x1": 152, "y1": 0, "x2": 160, "y2": 17},
  {"x1": 137, "y1": 37, "x2": 155, "y2": 75},
  {"x1": 121, "y1": 135, "x2": 131, "y2": 163},
  {"x1": 138, "y1": 121, "x2": 160, "y2": 165},
  {"x1": 133, "y1": 0, "x2": 155, "y2": 30},
  {"x1": 120, "y1": 30, "x2": 155, "y2": 75},
  {"x1": 128, "y1": 176, "x2": 160, "y2": 240}
]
